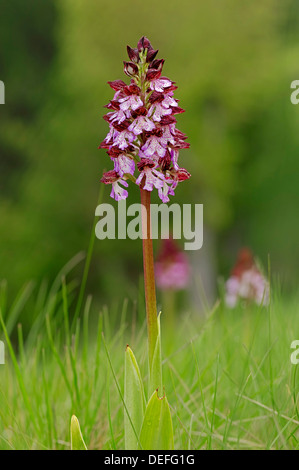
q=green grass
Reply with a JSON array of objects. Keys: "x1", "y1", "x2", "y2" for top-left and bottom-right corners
[{"x1": 0, "y1": 271, "x2": 298, "y2": 450}]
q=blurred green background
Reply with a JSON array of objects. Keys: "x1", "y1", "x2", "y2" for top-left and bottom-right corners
[{"x1": 1, "y1": 0, "x2": 299, "y2": 313}]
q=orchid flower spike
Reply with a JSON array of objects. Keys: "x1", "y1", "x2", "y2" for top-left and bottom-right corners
[
  {"x1": 99, "y1": 36, "x2": 190, "y2": 203},
  {"x1": 155, "y1": 238, "x2": 190, "y2": 291},
  {"x1": 225, "y1": 248, "x2": 269, "y2": 308}
]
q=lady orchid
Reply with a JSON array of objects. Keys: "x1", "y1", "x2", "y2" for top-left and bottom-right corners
[
  {"x1": 100, "y1": 36, "x2": 190, "y2": 203},
  {"x1": 98, "y1": 38, "x2": 191, "y2": 450}
]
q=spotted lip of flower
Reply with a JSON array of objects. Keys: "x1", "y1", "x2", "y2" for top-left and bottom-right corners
[
  {"x1": 99, "y1": 36, "x2": 191, "y2": 202},
  {"x1": 136, "y1": 158, "x2": 165, "y2": 192}
]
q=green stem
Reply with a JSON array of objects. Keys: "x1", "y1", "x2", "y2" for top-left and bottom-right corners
[{"x1": 140, "y1": 188, "x2": 158, "y2": 371}]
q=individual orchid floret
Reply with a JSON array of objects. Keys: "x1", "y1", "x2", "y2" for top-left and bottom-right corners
[
  {"x1": 157, "y1": 180, "x2": 176, "y2": 203},
  {"x1": 112, "y1": 154, "x2": 135, "y2": 177},
  {"x1": 225, "y1": 248, "x2": 270, "y2": 308},
  {"x1": 135, "y1": 159, "x2": 165, "y2": 192},
  {"x1": 128, "y1": 107, "x2": 156, "y2": 135},
  {"x1": 141, "y1": 131, "x2": 168, "y2": 159},
  {"x1": 100, "y1": 170, "x2": 129, "y2": 201},
  {"x1": 155, "y1": 238, "x2": 190, "y2": 290},
  {"x1": 99, "y1": 36, "x2": 190, "y2": 202},
  {"x1": 119, "y1": 93, "x2": 143, "y2": 112},
  {"x1": 150, "y1": 77, "x2": 174, "y2": 93}
]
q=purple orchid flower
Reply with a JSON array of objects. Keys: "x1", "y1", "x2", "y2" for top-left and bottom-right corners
[{"x1": 99, "y1": 37, "x2": 190, "y2": 202}]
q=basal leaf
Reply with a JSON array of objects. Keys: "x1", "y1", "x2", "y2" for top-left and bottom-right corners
[
  {"x1": 149, "y1": 312, "x2": 162, "y2": 397},
  {"x1": 139, "y1": 389, "x2": 174, "y2": 450},
  {"x1": 70, "y1": 415, "x2": 87, "y2": 450},
  {"x1": 124, "y1": 345, "x2": 146, "y2": 450}
]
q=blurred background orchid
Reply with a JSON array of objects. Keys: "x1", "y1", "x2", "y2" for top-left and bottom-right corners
[
  {"x1": 225, "y1": 248, "x2": 269, "y2": 308},
  {"x1": 155, "y1": 237, "x2": 190, "y2": 291}
]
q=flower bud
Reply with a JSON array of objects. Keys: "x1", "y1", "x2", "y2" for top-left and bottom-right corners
[
  {"x1": 137, "y1": 36, "x2": 153, "y2": 52},
  {"x1": 146, "y1": 48, "x2": 159, "y2": 62},
  {"x1": 123, "y1": 61, "x2": 139, "y2": 77},
  {"x1": 146, "y1": 69, "x2": 162, "y2": 81},
  {"x1": 150, "y1": 59, "x2": 165, "y2": 71},
  {"x1": 127, "y1": 45, "x2": 139, "y2": 62}
]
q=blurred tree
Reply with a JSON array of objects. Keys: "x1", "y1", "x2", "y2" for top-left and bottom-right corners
[
  {"x1": 0, "y1": 0, "x2": 58, "y2": 302},
  {"x1": 0, "y1": 0, "x2": 57, "y2": 196}
]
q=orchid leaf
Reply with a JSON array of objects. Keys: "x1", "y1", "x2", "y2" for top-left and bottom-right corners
[
  {"x1": 149, "y1": 312, "x2": 162, "y2": 396},
  {"x1": 70, "y1": 415, "x2": 87, "y2": 450},
  {"x1": 124, "y1": 345, "x2": 146, "y2": 450},
  {"x1": 139, "y1": 389, "x2": 174, "y2": 450}
]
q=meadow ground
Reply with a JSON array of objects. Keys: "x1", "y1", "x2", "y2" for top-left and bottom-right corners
[{"x1": 0, "y1": 274, "x2": 298, "y2": 450}]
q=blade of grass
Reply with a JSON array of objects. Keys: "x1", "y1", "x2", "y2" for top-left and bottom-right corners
[
  {"x1": 106, "y1": 372, "x2": 116, "y2": 450},
  {"x1": 71, "y1": 184, "x2": 104, "y2": 330},
  {"x1": 6, "y1": 281, "x2": 35, "y2": 336},
  {"x1": 42, "y1": 349, "x2": 56, "y2": 449},
  {"x1": 45, "y1": 313, "x2": 75, "y2": 409},
  {"x1": 0, "y1": 309, "x2": 38, "y2": 433},
  {"x1": 208, "y1": 354, "x2": 219, "y2": 450},
  {"x1": 102, "y1": 333, "x2": 142, "y2": 450}
]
